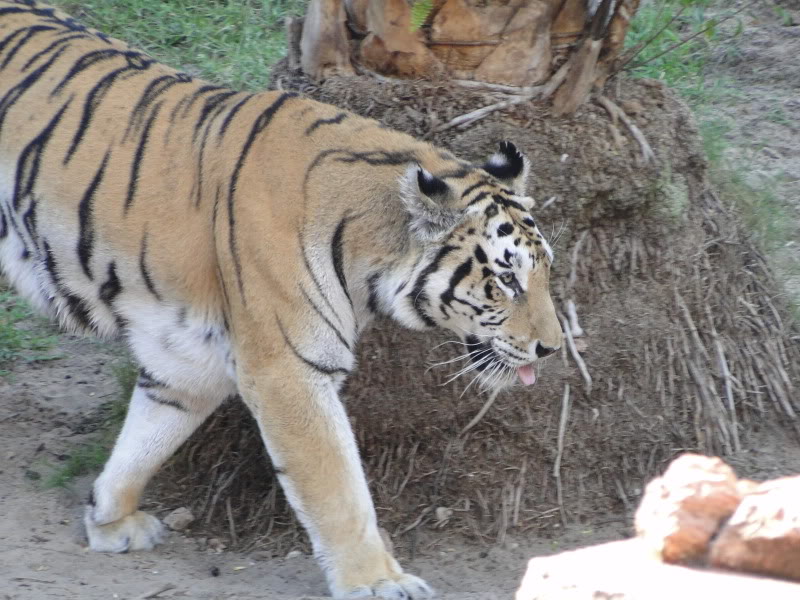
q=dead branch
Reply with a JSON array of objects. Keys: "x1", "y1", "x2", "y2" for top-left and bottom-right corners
[
  {"x1": 596, "y1": 95, "x2": 655, "y2": 163},
  {"x1": 460, "y1": 388, "x2": 502, "y2": 436},
  {"x1": 554, "y1": 384, "x2": 571, "y2": 525},
  {"x1": 566, "y1": 299, "x2": 585, "y2": 337},
  {"x1": 561, "y1": 314, "x2": 593, "y2": 395}
]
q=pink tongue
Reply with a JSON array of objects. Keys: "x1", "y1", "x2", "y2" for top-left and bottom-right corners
[{"x1": 517, "y1": 364, "x2": 536, "y2": 386}]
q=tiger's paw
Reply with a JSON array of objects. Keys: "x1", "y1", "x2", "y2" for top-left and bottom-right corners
[
  {"x1": 85, "y1": 509, "x2": 165, "y2": 553},
  {"x1": 333, "y1": 573, "x2": 434, "y2": 599}
]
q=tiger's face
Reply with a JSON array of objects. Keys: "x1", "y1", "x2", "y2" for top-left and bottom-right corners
[{"x1": 401, "y1": 142, "x2": 562, "y2": 390}]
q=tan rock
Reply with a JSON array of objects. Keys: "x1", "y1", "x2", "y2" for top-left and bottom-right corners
[
  {"x1": 163, "y1": 506, "x2": 195, "y2": 531},
  {"x1": 709, "y1": 476, "x2": 800, "y2": 582},
  {"x1": 634, "y1": 453, "x2": 742, "y2": 564}
]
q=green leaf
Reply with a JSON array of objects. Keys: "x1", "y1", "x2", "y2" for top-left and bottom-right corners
[{"x1": 410, "y1": 0, "x2": 434, "y2": 32}]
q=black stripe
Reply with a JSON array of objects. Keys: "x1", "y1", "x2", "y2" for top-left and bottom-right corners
[
  {"x1": 299, "y1": 284, "x2": 351, "y2": 350},
  {"x1": 144, "y1": 390, "x2": 187, "y2": 412},
  {"x1": 468, "y1": 191, "x2": 490, "y2": 205},
  {"x1": 493, "y1": 194, "x2": 527, "y2": 212},
  {"x1": 304, "y1": 112, "x2": 347, "y2": 135},
  {"x1": 65, "y1": 55, "x2": 151, "y2": 164},
  {"x1": 0, "y1": 25, "x2": 56, "y2": 69},
  {"x1": 42, "y1": 239, "x2": 93, "y2": 331},
  {"x1": 21, "y1": 32, "x2": 89, "y2": 71},
  {"x1": 13, "y1": 98, "x2": 72, "y2": 211},
  {"x1": 366, "y1": 272, "x2": 381, "y2": 314},
  {"x1": 192, "y1": 90, "x2": 238, "y2": 139},
  {"x1": 276, "y1": 316, "x2": 349, "y2": 376},
  {"x1": 138, "y1": 368, "x2": 167, "y2": 389},
  {"x1": 299, "y1": 234, "x2": 344, "y2": 328},
  {"x1": 0, "y1": 208, "x2": 7, "y2": 239},
  {"x1": 441, "y1": 257, "x2": 472, "y2": 308},
  {"x1": 0, "y1": 45, "x2": 68, "y2": 138},
  {"x1": 124, "y1": 101, "x2": 162, "y2": 213},
  {"x1": 77, "y1": 151, "x2": 110, "y2": 279},
  {"x1": 331, "y1": 214, "x2": 353, "y2": 306},
  {"x1": 51, "y1": 49, "x2": 129, "y2": 97},
  {"x1": 461, "y1": 181, "x2": 486, "y2": 198},
  {"x1": 0, "y1": 26, "x2": 33, "y2": 60},
  {"x1": 170, "y1": 84, "x2": 224, "y2": 123},
  {"x1": 227, "y1": 92, "x2": 297, "y2": 302},
  {"x1": 20, "y1": 195, "x2": 38, "y2": 251},
  {"x1": 474, "y1": 244, "x2": 488, "y2": 264},
  {"x1": 408, "y1": 245, "x2": 458, "y2": 327},
  {"x1": 217, "y1": 93, "x2": 253, "y2": 141},
  {"x1": 138, "y1": 231, "x2": 162, "y2": 301},
  {"x1": 98, "y1": 261, "x2": 122, "y2": 308},
  {"x1": 193, "y1": 92, "x2": 239, "y2": 207},
  {"x1": 125, "y1": 73, "x2": 192, "y2": 141}
]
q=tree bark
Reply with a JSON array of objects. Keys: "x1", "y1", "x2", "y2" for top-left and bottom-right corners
[{"x1": 296, "y1": 0, "x2": 641, "y2": 114}]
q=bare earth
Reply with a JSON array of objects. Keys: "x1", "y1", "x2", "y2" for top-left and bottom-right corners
[{"x1": 2, "y1": 8, "x2": 800, "y2": 600}]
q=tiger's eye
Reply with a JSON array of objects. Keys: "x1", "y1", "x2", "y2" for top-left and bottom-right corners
[{"x1": 499, "y1": 272, "x2": 515, "y2": 286}]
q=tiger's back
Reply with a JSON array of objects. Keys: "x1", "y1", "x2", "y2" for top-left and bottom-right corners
[{"x1": 0, "y1": 0, "x2": 426, "y2": 396}]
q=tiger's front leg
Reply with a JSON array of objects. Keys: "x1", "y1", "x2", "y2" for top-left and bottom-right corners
[{"x1": 239, "y1": 362, "x2": 433, "y2": 599}]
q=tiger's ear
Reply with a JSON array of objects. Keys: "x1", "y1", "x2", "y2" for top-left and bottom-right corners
[
  {"x1": 400, "y1": 165, "x2": 462, "y2": 241},
  {"x1": 482, "y1": 141, "x2": 530, "y2": 196}
]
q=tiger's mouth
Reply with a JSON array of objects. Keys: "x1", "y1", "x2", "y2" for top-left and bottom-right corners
[{"x1": 464, "y1": 336, "x2": 537, "y2": 387}]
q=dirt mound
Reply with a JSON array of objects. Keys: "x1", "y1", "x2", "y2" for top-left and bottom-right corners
[{"x1": 152, "y1": 65, "x2": 800, "y2": 555}]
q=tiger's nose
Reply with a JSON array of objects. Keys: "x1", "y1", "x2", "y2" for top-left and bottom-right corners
[{"x1": 535, "y1": 343, "x2": 558, "y2": 358}]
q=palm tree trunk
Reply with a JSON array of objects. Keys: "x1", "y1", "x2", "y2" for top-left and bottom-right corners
[{"x1": 296, "y1": 0, "x2": 640, "y2": 114}]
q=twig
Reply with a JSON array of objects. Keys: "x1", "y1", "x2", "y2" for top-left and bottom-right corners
[
  {"x1": 565, "y1": 299, "x2": 584, "y2": 337},
  {"x1": 568, "y1": 230, "x2": 589, "y2": 291},
  {"x1": 541, "y1": 196, "x2": 557, "y2": 210},
  {"x1": 560, "y1": 315, "x2": 592, "y2": 395},
  {"x1": 553, "y1": 384, "x2": 571, "y2": 525},
  {"x1": 460, "y1": 388, "x2": 502, "y2": 436},
  {"x1": 435, "y1": 94, "x2": 534, "y2": 132},
  {"x1": 136, "y1": 583, "x2": 176, "y2": 600},
  {"x1": 595, "y1": 95, "x2": 655, "y2": 164},
  {"x1": 395, "y1": 506, "x2": 434, "y2": 536},
  {"x1": 453, "y1": 79, "x2": 538, "y2": 95},
  {"x1": 427, "y1": 39, "x2": 500, "y2": 47}
]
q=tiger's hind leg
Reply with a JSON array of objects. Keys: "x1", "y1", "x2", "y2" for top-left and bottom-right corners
[{"x1": 85, "y1": 372, "x2": 229, "y2": 552}]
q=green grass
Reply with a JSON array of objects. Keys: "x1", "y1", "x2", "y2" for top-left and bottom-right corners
[
  {"x1": 0, "y1": 289, "x2": 59, "y2": 376},
  {"x1": 624, "y1": 0, "x2": 726, "y2": 103},
  {"x1": 626, "y1": 0, "x2": 797, "y2": 316},
  {"x1": 52, "y1": 0, "x2": 306, "y2": 91}
]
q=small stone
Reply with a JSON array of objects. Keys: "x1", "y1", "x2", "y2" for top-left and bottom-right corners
[
  {"x1": 709, "y1": 476, "x2": 800, "y2": 581},
  {"x1": 207, "y1": 537, "x2": 226, "y2": 553},
  {"x1": 249, "y1": 550, "x2": 271, "y2": 561},
  {"x1": 435, "y1": 506, "x2": 453, "y2": 526},
  {"x1": 285, "y1": 550, "x2": 302, "y2": 559},
  {"x1": 163, "y1": 507, "x2": 195, "y2": 531}
]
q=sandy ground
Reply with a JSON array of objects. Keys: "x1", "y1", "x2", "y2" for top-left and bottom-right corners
[{"x1": 2, "y1": 5, "x2": 800, "y2": 600}]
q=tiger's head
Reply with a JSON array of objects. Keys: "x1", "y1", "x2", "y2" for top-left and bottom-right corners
[{"x1": 398, "y1": 141, "x2": 562, "y2": 391}]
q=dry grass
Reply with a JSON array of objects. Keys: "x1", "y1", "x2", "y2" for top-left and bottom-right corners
[{"x1": 150, "y1": 70, "x2": 799, "y2": 555}]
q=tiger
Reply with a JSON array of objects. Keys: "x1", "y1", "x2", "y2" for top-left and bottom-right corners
[{"x1": 0, "y1": 1, "x2": 563, "y2": 598}]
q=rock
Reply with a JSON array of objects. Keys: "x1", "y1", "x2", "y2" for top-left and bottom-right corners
[
  {"x1": 515, "y1": 538, "x2": 800, "y2": 600},
  {"x1": 285, "y1": 550, "x2": 302, "y2": 559},
  {"x1": 634, "y1": 453, "x2": 742, "y2": 564},
  {"x1": 207, "y1": 537, "x2": 226, "y2": 553},
  {"x1": 709, "y1": 476, "x2": 800, "y2": 582},
  {"x1": 163, "y1": 507, "x2": 195, "y2": 531}
]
